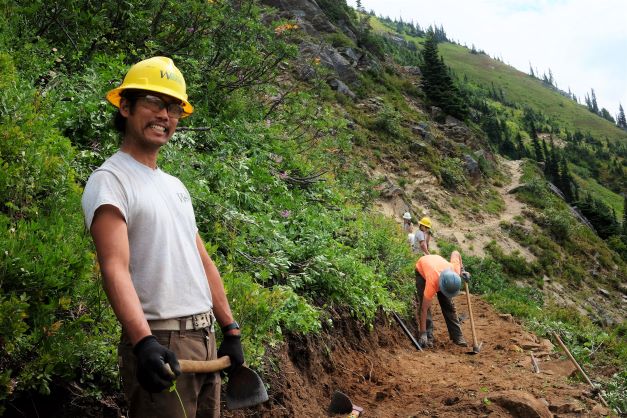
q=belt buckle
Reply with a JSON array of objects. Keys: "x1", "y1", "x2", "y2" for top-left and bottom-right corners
[{"x1": 192, "y1": 312, "x2": 213, "y2": 330}]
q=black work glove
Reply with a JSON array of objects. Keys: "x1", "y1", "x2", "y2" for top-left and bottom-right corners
[
  {"x1": 418, "y1": 332, "x2": 429, "y2": 348},
  {"x1": 217, "y1": 334, "x2": 244, "y2": 375},
  {"x1": 461, "y1": 271, "x2": 471, "y2": 283},
  {"x1": 133, "y1": 335, "x2": 181, "y2": 393}
]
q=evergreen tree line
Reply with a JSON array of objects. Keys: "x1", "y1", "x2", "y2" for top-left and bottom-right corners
[
  {"x1": 480, "y1": 106, "x2": 626, "y2": 253},
  {"x1": 377, "y1": 15, "x2": 449, "y2": 42},
  {"x1": 527, "y1": 65, "x2": 626, "y2": 129}
]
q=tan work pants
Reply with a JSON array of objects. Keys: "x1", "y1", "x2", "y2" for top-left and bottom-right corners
[{"x1": 118, "y1": 327, "x2": 221, "y2": 418}]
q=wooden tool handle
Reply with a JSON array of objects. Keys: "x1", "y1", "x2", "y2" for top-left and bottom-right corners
[
  {"x1": 164, "y1": 356, "x2": 231, "y2": 377},
  {"x1": 464, "y1": 282, "x2": 479, "y2": 347}
]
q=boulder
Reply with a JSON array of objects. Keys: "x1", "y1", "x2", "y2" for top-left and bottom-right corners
[
  {"x1": 409, "y1": 141, "x2": 428, "y2": 154},
  {"x1": 411, "y1": 125, "x2": 428, "y2": 138},
  {"x1": 549, "y1": 401, "x2": 584, "y2": 414},
  {"x1": 336, "y1": 47, "x2": 362, "y2": 66},
  {"x1": 261, "y1": 0, "x2": 336, "y2": 33},
  {"x1": 430, "y1": 106, "x2": 445, "y2": 122},
  {"x1": 463, "y1": 155, "x2": 481, "y2": 182},
  {"x1": 488, "y1": 391, "x2": 552, "y2": 418},
  {"x1": 295, "y1": 64, "x2": 316, "y2": 81},
  {"x1": 328, "y1": 79, "x2": 356, "y2": 100},
  {"x1": 300, "y1": 43, "x2": 358, "y2": 84},
  {"x1": 402, "y1": 66, "x2": 422, "y2": 76}
]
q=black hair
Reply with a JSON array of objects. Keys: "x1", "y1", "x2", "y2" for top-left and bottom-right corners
[{"x1": 112, "y1": 89, "x2": 141, "y2": 133}]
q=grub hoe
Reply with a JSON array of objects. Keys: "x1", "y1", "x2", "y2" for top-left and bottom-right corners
[{"x1": 164, "y1": 356, "x2": 268, "y2": 410}]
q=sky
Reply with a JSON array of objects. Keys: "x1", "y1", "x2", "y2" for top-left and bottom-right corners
[{"x1": 346, "y1": 0, "x2": 627, "y2": 117}]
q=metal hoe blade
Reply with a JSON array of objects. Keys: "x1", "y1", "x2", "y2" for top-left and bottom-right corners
[
  {"x1": 225, "y1": 365, "x2": 269, "y2": 410},
  {"x1": 329, "y1": 391, "x2": 364, "y2": 417}
]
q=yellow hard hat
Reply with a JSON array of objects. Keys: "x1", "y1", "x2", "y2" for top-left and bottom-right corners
[
  {"x1": 106, "y1": 56, "x2": 193, "y2": 117},
  {"x1": 418, "y1": 217, "x2": 432, "y2": 229}
]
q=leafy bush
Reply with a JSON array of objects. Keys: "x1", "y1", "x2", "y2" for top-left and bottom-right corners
[
  {"x1": 0, "y1": 80, "x2": 119, "y2": 409},
  {"x1": 372, "y1": 103, "x2": 402, "y2": 137},
  {"x1": 439, "y1": 157, "x2": 469, "y2": 190},
  {"x1": 485, "y1": 241, "x2": 537, "y2": 279}
]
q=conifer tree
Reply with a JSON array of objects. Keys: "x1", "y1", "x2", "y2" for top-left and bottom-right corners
[
  {"x1": 530, "y1": 121, "x2": 543, "y2": 162},
  {"x1": 541, "y1": 137, "x2": 549, "y2": 165},
  {"x1": 617, "y1": 104, "x2": 627, "y2": 129},
  {"x1": 419, "y1": 30, "x2": 468, "y2": 120},
  {"x1": 600, "y1": 108, "x2": 615, "y2": 123},
  {"x1": 558, "y1": 156, "x2": 574, "y2": 201},
  {"x1": 515, "y1": 131, "x2": 526, "y2": 158},
  {"x1": 591, "y1": 88, "x2": 599, "y2": 114},
  {"x1": 547, "y1": 137, "x2": 559, "y2": 182}
]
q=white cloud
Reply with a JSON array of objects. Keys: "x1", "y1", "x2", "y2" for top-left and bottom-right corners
[{"x1": 348, "y1": 0, "x2": 627, "y2": 115}]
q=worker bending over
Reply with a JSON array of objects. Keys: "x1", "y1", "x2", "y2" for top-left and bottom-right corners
[{"x1": 415, "y1": 251, "x2": 468, "y2": 348}]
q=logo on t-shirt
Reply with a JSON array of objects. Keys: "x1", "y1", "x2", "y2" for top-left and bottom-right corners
[{"x1": 176, "y1": 192, "x2": 190, "y2": 203}]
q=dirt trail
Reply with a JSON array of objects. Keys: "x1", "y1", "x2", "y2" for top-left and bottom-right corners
[
  {"x1": 224, "y1": 158, "x2": 612, "y2": 417},
  {"x1": 232, "y1": 293, "x2": 608, "y2": 417},
  {"x1": 433, "y1": 159, "x2": 535, "y2": 260}
]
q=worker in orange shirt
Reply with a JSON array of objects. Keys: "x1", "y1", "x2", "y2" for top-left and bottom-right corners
[{"x1": 415, "y1": 251, "x2": 469, "y2": 348}]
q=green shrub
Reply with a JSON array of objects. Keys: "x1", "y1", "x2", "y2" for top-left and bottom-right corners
[
  {"x1": 540, "y1": 207, "x2": 575, "y2": 242},
  {"x1": 372, "y1": 103, "x2": 402, "y2": 137},
  {"x1": 0, "y1": 82, "x2": 119, "y2": 407},
  {"x1": 485, "y1": 241, "x2": 536, "y2": 279},
  {"x1": 325, "y1": 32, "x2": 356, "y2": 48},
  {"x1": 439, "y1": 157, "x2": 469, "y2": 190}
]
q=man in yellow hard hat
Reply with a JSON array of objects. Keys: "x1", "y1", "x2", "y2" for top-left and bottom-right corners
[
  {"x1": 415, "y1": 216, "x2": 432, "y2": 255},
  {"x1": 82, "y1": 57, "x2": 243, "y2": 417}
]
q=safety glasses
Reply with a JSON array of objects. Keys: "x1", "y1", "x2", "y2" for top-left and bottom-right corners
[{"x1": 136, "y1": 94, "x2": 185, "y2": 119}]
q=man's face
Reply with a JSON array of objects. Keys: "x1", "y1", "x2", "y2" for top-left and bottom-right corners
[{"x1": 120, "y1": 92, "x2": 183, "y2": 149}]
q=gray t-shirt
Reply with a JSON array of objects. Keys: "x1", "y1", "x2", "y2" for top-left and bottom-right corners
[{"x1": 82, "y1": 151, "x2": 212, "y2": 320}]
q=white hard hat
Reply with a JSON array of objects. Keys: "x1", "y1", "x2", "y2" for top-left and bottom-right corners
[{"x1": 402, "y1": 212, "x2": 412, "y2": 220}]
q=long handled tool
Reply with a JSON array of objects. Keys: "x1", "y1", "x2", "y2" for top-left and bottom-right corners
[
  {"x1": 164, "y1": 356, "x2": 268, "y2": 410},
  {"x1": 329, "y1": 391, "x2": 364, "y2": 417},
  {"x1": 464, "y1": 281, "x2": 482, "y2": 354},
  {"x1": 392, "y1": 311, "x2": 423, "y2": 351},
  {"x1": 552, "y1": 332, "x2": 611, "y2": 410}
]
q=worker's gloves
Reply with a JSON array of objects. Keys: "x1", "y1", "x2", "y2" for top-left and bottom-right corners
[
  {"x1": 218, "y1": 334, "x2": 245, "y2": 375},
  {"x1": 133, "y1": 335, "x2": 180, "y2": 393},
  {"x1": 418, "y1": 332, "x2": 429, "y2": 348},
  {"x1": 461, "y1": 271, "x2": 471, "y2": 283}
]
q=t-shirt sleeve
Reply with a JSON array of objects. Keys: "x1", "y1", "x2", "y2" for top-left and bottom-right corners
[
  {"x1": 81, "y1": 170, "x2": 129, "y2": 230},
  {"x1": 415, "y1": 230, "x2": 425, "y2": 242}
]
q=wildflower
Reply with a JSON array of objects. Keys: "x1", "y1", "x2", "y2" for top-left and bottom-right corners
[
  {"x1": 274, "y1": 23, "x2": 299, "y2": 35},
  {"x1": 278, "y1": 171, "x2": 288, "y2": 179},
  {"x1": 280, "y1": 210, "x2": 291, "y2": 218}
]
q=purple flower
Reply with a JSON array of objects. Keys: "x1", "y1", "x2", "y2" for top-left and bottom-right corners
[
  {"x1": 186, "y1": 27, "x2": 196, "y2": 33},
  {"x1": 280, "y1": 210, "x2": 291, "y2": 218},
  {"x1": 278, "y1": 171, "x2": 288, "y2": 179}
]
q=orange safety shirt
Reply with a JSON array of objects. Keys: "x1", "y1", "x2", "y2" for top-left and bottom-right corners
[{"x1": 415, "y1": 255, "x2": 461, "y2": 301}]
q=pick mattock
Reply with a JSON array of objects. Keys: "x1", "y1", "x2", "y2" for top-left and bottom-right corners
[
  {"x1": 329, "y1": 391, "x2": 364, "y2": 417},
  {"x1": 464, "y1": 281, "x2": 483, "y2": 354}
]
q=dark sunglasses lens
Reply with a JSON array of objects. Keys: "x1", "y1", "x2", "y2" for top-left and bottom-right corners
[
  {"x1": 167, "y1": 104, "x2": 184, "y2": 118},
  {"x1": 139, "y1": 95, "x2": 184, "y2": 118}
]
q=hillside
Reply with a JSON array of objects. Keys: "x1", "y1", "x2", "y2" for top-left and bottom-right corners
[
  {"x1": 225, "y1": 294, "x2": 612, "y2": 417},
  {"x1": 1, "y1": 0, "x2": 625, "y2": 417}
]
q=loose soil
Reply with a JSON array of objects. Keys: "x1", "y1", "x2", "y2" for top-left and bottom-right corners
[
  {"x1": 226, "y1": 295, "x2": 608, "y2": 417},
  {"x1": 224, "y1": 159, "x2": 611, "y2": 417}
]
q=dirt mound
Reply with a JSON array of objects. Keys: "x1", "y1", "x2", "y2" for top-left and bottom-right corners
[{"x1": 225, "y1": 295, "x2": 608, "y2": 417}]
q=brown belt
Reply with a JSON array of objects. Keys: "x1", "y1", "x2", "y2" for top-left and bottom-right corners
[{"x1": 148, "y1": 311, "x2": 215, "y2": 331}]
